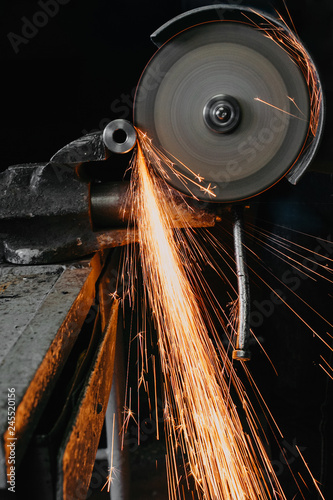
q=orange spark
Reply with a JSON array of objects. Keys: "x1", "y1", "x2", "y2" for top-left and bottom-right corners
[
  {"x1": 136, "y1": 128, "x2": 217, "y2": 200},
  {"x1": 102, "y1": 413, "x2": 117, "y2": 493},
  {"x1": 319, "y1": 363, "x2": 333, "y2": 381},
  {"x1": 128, "y1": 135, "x2": 287, "y2": 499},
  {"x1": 248, "y1": 10, "x2": 322, "y2": 137},
  {"x1": 287, "y1": 96, "x2": 306, "y2": 117},
  {"x1": 296, "y1": 446, "x2": 325, "y2": 500},
  {"x1": 254, "y1": 97, "x2": 307, "y2": 121}
]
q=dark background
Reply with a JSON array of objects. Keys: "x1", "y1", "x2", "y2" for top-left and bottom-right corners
[
  {"x1": 1, "y1": 0, "x2": 333, "y2": 171},
  {"x1": 1, "y1": 1, "x2": 333, "y2": 499}
]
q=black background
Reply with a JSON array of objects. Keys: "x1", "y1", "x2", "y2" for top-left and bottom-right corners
[{"x1": 1, "y1": 0, "x2": 333, "y2": 170}]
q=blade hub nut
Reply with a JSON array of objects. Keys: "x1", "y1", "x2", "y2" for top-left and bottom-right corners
[{"x1": 203, "y1": 94, "x2": 241, "y2": 134}]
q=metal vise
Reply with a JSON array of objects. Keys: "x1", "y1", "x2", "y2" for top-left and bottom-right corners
[{"x1": 0, "y1": 119, "x2": 216, "y2": 265}]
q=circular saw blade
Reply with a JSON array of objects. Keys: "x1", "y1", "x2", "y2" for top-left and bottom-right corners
[{"x1": 134, "y1": 21, "x2": 310, "y2": 202}]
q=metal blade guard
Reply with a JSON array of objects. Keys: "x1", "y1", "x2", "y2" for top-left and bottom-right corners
[{"x1": 134, "y1": 5, "x2": 324, "y2": 203}]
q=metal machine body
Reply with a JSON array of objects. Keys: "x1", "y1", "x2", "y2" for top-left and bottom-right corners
[
  {"x1": 0, "y1": 252, "x2": 119, "y2": 498},
  {"x1": 0, "y1": 4, "x2": 325, "y2": 498},
  {"x1": 0, "y1": 6, "x2": 323, "y2": 264},
  {"x1": 135, "y1": 5, "x2": 323, "y2": 201}
]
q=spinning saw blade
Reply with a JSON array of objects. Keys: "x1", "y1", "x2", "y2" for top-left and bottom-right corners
[{"x1": 134, "y1": 14, "x2": 313, "y2": 202}]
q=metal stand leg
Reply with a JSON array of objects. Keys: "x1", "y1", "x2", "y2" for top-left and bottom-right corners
[
  {"x1": 232, "y1": 206, "x2": 251, "y2": 361},
  {"x1": 96, "y1": 317, "x2": 130, "y2": 499}
]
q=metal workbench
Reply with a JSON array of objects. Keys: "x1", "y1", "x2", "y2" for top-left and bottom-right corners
[{"x1": 0, "y1": 250, "x2": 124, "y2": 499}]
